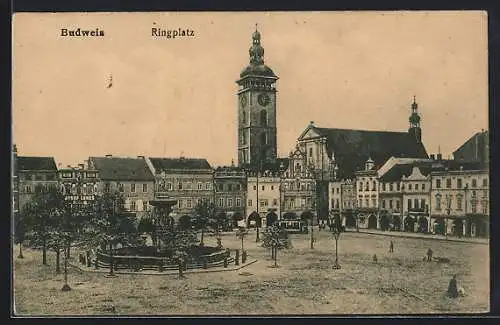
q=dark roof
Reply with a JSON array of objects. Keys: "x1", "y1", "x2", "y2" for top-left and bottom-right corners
[
  {"x1": 149, "y1": 157, "x2": 212, "y2": 171},
  {"x1": 312, "y1": 127, "x2": 428, "y2": 179},
  {"x1": 431, "y1": 159, "x2": 488, "y2": 172},
  {"x1": 240, "y1": 64, "x2": 277, "y2": 78},
  {"x1": 89, "y1": 157, "x2": 154, "y2": 181},
  {"x1": 379, "y1": 162, "x2": 432, "y2": 182},
  {"x1": 17, "y1": 156, "x2": 57, "y2": 171}
]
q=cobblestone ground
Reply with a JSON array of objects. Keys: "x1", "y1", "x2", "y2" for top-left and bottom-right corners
[{"x1": 12, "y1": 230, "x2": 489, "y2": 315}]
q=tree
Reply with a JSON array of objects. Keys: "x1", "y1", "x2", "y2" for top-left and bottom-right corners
[
  {"x1": 23, "y1": 184, "x2": 66, "y2": 265},
  {"x1": 158, "y1": 228, "x2": 198, "y2": 278},
  {"x1": 235, "y1": 227, "x2": 249, "y2": 252},
  {"x1": 261, "y1": 224, "x2": 292, "y2": 267},
  {"x1": 14, "y1": 212, "x2": 26, "y2": 259},
  {"x1": 211, "y1": 212, "x2": 227, "y2": 248},
  {"x1": 86, "y1": 191, "x2": 141, "y2": 276},
  {"x1": 178, "y1": 215, "x2": 192, "y2": 231},
  {"x1": 193, "y1": 200, "x2": 216, "y2": 247},
  {"x1": 247, "y1": 211, "x2": 262, "y2": 242},
  {"x1": 137, "y1": 212, "x2": 157, "y2": 246}
]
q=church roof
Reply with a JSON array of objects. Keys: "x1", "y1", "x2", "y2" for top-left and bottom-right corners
[
  {"x1": 310, "y1": 126, "x2": 429, "y2": 179},
  {"x1": 17, "y1": 156, "x2": 57, "y2": 171},
  {"x1": 149, "y1": 157, "x2": 212, "y2": 171},
  {"x1": 89, "y1": 157, "x2": 154, "y2": 181}
]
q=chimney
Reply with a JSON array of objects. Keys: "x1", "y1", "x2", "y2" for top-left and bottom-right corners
[
  {"x1": 437, "y1": 153, "x2": 442, "y2": 161},
  {"x1": 78, "y1": 164, "x2": 84, "y2": 169},
  {"x1": 105, "y1": 154, "x2": 112, "y2": 158},
  {"x1": 430, "y1": 154, "x2": 435, "y2": 160}
]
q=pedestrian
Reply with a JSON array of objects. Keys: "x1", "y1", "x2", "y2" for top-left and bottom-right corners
[
  {"x1": 447, "y1": 274, "x2": 459, "y2": 298},
  {"x1": 389, "y1": 240, "x2": 394, "y2": 253},
  {"x1": 427, "y1": 248, "x2": 433, "y2": 262}
]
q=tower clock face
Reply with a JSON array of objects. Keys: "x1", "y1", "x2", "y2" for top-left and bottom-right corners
[
  {"x1": 240, "y1": 95, "x2": 247, "y2": 107},
  {"x1": 258, "y1": 93, "x2": 270, "y2": 106}
]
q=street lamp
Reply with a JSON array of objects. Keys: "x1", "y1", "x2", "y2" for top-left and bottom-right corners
[
  {"x1": 332, "y1": 226, "x2": 341, "y2": 269},
  {"x1": 61, "y1": 231, "x2": 71, "y2": 291}
]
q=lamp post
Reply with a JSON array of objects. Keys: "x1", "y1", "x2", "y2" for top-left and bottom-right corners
[
  {"x1": 61, "y1": 231, "x2": 71, "y2": 291},
  {"x1": 332, "y1": 226, "x2": 341, "y2": 269}
]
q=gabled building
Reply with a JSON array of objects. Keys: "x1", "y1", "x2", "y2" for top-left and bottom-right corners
[
  {"x1": 281, "y1": 146, "x2": 316, "y2": 222},
  {"x1": 146, "y1": 157, "x2": 213, "y2": 218},
  {"x1": 87, "y1": 155, "x2": 155, "y2": 218},
  {"x1": 354, "y1": 158, "x2": 379, "y2": 229},
  {"x1": 15, "y1": 147, "x2": 59, "y2": 212},
  {"x1": 297, "y1": 98, "x2": 429, "y2": 222}
]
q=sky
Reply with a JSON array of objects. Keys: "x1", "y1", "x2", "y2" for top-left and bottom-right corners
[{"x1": 12, "y1": 11, "x2": 488, "y2": 168}]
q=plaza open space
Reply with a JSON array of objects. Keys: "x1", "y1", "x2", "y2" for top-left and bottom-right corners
[{"x1": 13, "y1": 230, "x2": 489, "y2": 316}]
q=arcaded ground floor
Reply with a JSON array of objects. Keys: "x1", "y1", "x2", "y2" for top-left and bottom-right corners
[{"x1": 13, "y1": 230, "x2": 489, "y2": 315}]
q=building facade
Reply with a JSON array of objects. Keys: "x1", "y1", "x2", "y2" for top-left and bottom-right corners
[
  {"x1": 16, "y1": 152, "x2": 59, "y2": 213},
  {"x1": 88, "y1": 156, "x2": 155, "y2": 219},
  {"x1": 58, "y1": 164, "x2": 100, "y2": 209},
  {"x1": 429, "y1": 162, "x2": 489, "y2": 237},
  {"x1": 146, "y1": 157, "x2": 214, "y2": 218},
  {"x1": 214, "y1": 164, "x2": 247, "y2": 226},
  {"x1": 237, "y1": 27, "x2": 279, "y2": 168},
  {"x1": 281, "y1": 147, "x2": 316, "y2": 221},
  {"x1": 401, "y1": 166, "x2": 431, "y2": 233},
  {"x1": 246, "y1": 172, "x2": 282, "y2": 227},
  {"x1": 355, "y1": 158, "x2": 379, "y2": 229}
]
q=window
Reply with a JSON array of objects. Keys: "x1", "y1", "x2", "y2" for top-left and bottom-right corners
[
  {"x1": 421, "y1": 199, "x2": 426, "y2": 210},
  {"x1": 414, "y1": 199, "x2": 418, "y2": 210},
  {"x1": 457, "y1": 178, "x2": 462, "y2": 189},
  {"x1": 471, "y1": 200, "x2": 477, "y2": 213},
  {"x1": 271, "y1": 185, "x2": 274, "y2": 190},
  {"x1": 408, "y1": 199, "x2": 412, "y2": 210},
  {"x1": 335, "y1": 199, "x2": 339, "y2": 208},
  {"x1": 446, "y1": 178, "x2": 451, "y2": 188},
  {"x1": 307, "y1": 197, "x2": 312, "y2": 207},
  {"x1": 242, "y1": 110, "x2": 246, "y2": 124},
  {"x1": 25, "y1": 185, "x2": 32, "y2": 193},
  {"x1": 408, "y1": 184, "x2": 412, "y2": 191},
  {"x1": 228, "y1": 184, "x2": 233, "y2": 191},
  {"x1": 336, "y1": 187, "x2": 340, "y2": 194},
  {"x1": 389, "y1": 200, "x2": 393, "y2": 209},
  {"x1": 456, "y1": 196, "x2": 462, "y2": 210},
  {"x1": 167, "y1": 182, "x2": 172, "y2": 191},
  {"x1": 104, "y1": 183, "x2": 110, "y2": 193},
  {"x1": 382, "y1": 200, "x2": 386, "y2": 209},
  {"x1": 472, "y1": 179, "x2": 477, "y2": 188},
  {"x1": 260, "y1": 132, "x2": 267, "y2": 145},
  {"x1": 130, "y1": 201, "x2": 136, "y2": 211},
  {"x1": 143, "y1": 184, "x2": 148, "y2": 192},
  {"x1": 198, "y1": 182, "x2": 203, "y2": 190},
  {"x1": 372, "y1": 181, "x2": 376, "y2": 191},
  {"x1": 415, "y1": 183, "x2": 419, "y2": 191},
  {"x1": 35, "y1": 174, "x2": 43, "y2": 181},
  {"x1": 422, "y1": 183, "x2": 426, "y2": 191},
  {"x1": 273, "y1": 199, "x2": 278, "y2": 206},
  {"x1": 260, "y1": 110, "x2": 267, "y2": 126},
  {"x1": 143, "y1": 201, "x2": 148, "y2": 212},
  {"x1": 218, "y1": 198, "x2": 224, "y2": 207},
  {"x1": 131, "y1": 183, "x2": 136, "y2": 193},
  {"x1": 290, "y1": 200, "x2": 295, "y2": 208},
  {"x1": 365, "y1": 182, "x2": 369, "y2": 191},
  {"x1": 228, "y1": 198, "x2": 233, "y2": 207},
  {"x1": 359, "y1": 182, "x2": 363, "y2": 192},
  {"x1": 261, "y1": 186, "x2": 265, "y2": 191},
  {"x1": 436, "y1": 179, "x2": 441, "y2": 188},
  {"x1": 236, "y1": 198, "x2": 241, "y2": 207},
  {"x1": 396, "y1": 183, "x2": 400, "y2": 191},
  {"x1": 187, "y1": 199, "x2": 192, "y2": 208},
  {"x1": 178, "y1": 200, "x2": 183, "y2": 208},
  {"x1": 218, "y1": 183, "x2": 224, "y2": 191},
  {"x1": 205, "y1": 182, "x2": 211, "y2": 190},
  {"x1": 365, "y1": 199, "x2": 369, "y2": 207},
  {"x1": 436, "y1": 196, "x2": 442, "y2": 211},
  {"x1": 389, "y1": 183, "x2": 393, "y2": 192},
  {"x1": 248, "y1": 199, "x2": 252, "y2": 206},
  {"x1": 186, "y1": 182, "x2": 192, "y2": 190},
  {"x1": 371, "y1": 198, "x2": 376, "y2": 207},
  {"x1": 482, "y1": 178, "x2": 488, "y2": 187},
  {"x1": 178, "y1": 182, "x2": 183, "y2": 190},
  {"x1": 482, "y1": 200, "x2": 488, "y2": 214},
  {"x1": 396, "y1": 200, "x2": 400, "y2": 210},
  {"x1": 118, "y1": 183, "x2": 124, "y2": 192}
]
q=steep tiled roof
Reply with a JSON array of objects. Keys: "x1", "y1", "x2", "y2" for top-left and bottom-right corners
[
  {"x1": 149, "y1": 157, "x2": 212, "y2": 171},
  {"x1": 312, "y1": 127, "x2": 428, "y2": 179},
  {"x1": 89, "y1": 157, "x2": 154, "y2": 181},
  {"x1": 379, "y1": 163, "x2": 432, "y2": 182},
  {"x1": 17, "y1": 156, "x2": 57, "y2": 171}
]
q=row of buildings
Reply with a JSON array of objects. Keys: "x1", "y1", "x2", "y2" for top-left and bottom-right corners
[{"x1": 12, "y1": 27, "x2": 490, "y2": 237}]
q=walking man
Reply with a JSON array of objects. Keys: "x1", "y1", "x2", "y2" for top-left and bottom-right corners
[
  {"x1": 447, "y1": 274, "x2": 459, "y2": 298},
  {"x1": 427, "y1": 247, "x2": 433, "y2": 262},
  {"x1": 389, "y1": 240, "x2": 394, "y2": 253}
]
